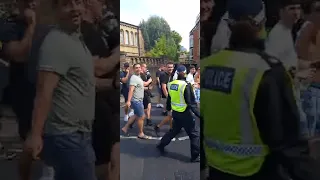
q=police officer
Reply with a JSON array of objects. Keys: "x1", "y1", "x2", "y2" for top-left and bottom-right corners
[
  {"x1": 157, "y1": 65, "x2": 200, "y2": 162},
  {"x1": 200, "y1": 0, "x2": 318, "y2": 179}
]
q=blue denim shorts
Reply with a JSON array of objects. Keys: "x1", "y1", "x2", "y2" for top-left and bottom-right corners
[
  {"x1": 131, "y1": 100, "x2": 144, "y2": 117},
  {"x1": 300, "y1": 85, "x2": 320, "y2": 137},
  {"x1": 42, "y1": 132, "x2": 97, "y2": 180},
  {"x1": 194, "y1": 88, "x2": 200, "y2": 103}
]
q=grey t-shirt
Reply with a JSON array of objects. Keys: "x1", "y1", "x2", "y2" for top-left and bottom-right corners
[
  {"x1": 37, "y1": 29, "x2": 95, "y2": 135},
  {"x1": 129, "y1": 74, "x2": 144, "y2": 102}
]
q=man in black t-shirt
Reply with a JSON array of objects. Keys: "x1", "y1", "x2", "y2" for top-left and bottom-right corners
[
  {"x1": 155, "y1": 64, "x2": 165, "y2": 108},
  {"x1": 140, "y1": 63, "x2": 153, "y2": 126},
  {"x1": 154, "y1": 62, "x2": 175, "y2": 134},
  {"x1": 81, "y1": 1, "x2": 119, "y2": 179}
]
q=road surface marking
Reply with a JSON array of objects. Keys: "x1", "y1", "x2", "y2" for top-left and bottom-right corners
[
  {"x1": 177, "y1": 136, "x2": 189, "y2": 141},
  {"x1": 7, "y1": 148, "x2": 22, "y2": 152},
  {"x1": 120, "y1": 135, "x2": 189, "y2": 141}
]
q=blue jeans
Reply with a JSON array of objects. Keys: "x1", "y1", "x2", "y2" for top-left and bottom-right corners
[
  {"x1": 131, "y1": 100, "x2": 144, "y2": 117},
  {"x1": 300, "y1": 86, "x2": 320, "y2": 137},
  {"x1": 42, "y1": 132, "x2": 97, "y2": 180}
]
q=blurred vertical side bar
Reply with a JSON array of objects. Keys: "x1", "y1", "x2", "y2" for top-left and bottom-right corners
[
  {"x1": 100, "y1": 0, "x2": 120, "y2": 179},
  {"x1": 200, "y1": 0, "x2": 226, "y2": 179}
]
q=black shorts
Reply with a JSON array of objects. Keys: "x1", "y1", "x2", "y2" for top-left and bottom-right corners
[
  {"x1": 11, "y1": 83, "x2": 35, "y2": 141},
  {"x1": 143, "y1": 92, "x2": 151, "y2": 109},
  {"x1": 92, "y1": 90, "x2": 120, "y2": 165},
  {"x1": 121, "y1": 88, "x2": 129, "y2": 102}
]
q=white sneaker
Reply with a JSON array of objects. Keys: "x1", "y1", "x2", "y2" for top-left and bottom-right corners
[
  {"x1": 128, "y1": 111, "x2": 134, "y2": 117},
  {"x1": 124, "y1": 115, "x2": 128, "y2": 122},
  {"x1": 39, "y1": 164, "x2": 55, "y2": 180},
  {"x1": 156, "y1": 104, "x2": 161, "y2": 108}
]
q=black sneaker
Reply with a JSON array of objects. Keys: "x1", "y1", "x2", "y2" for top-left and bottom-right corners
[
  {"x1": 190, "y1": 156, "x2": 200, "y2": 163},
  {"x1": 156, "y1": 145, "x2": 166, "y2": 155},
  {"x1": 154, "y1": 125, "x2": 160, "y2": 136},
  {"x1": 162, "y1": 111, "x2": 168, "y2": 116},
  {"x1": 145, "y1": 119, "x2": 153, "y2": 126}
]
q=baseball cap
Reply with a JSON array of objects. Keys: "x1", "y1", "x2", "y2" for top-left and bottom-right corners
[
  {"x1": 176, "y1": 65, "x2": 187, "y2": 73},
  {"x1": 227, "y1": 0, "x2": 264, "y2": 21},
  {"x1": 123, "y1": 62, "x2": 129, "y2": 68}
]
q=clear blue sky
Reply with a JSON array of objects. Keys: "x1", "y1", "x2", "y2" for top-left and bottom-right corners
[{"x1": 120, "y1": 0, "x2": 199, "y2": 49}]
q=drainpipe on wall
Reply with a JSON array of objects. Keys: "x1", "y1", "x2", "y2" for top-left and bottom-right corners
[{"x1": 137, "y1": 27, "x2": 141, "y2": 56}]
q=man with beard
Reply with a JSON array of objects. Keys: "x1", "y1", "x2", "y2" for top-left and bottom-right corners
[
  {"x1": 81, "y1": 0, "x2": 120, "y2": 179},
  {"x1": 0, "y1": 0, "x2": 54, "y2": 179},
  {"x1": 26, "y1": 0, "x2": 97, "y2": 179},
  {"x1": 154, "y1": 62, "x2": 175, "y2": 135}
]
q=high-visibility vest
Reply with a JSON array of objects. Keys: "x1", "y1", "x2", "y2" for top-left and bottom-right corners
[
  {"x1": 168, "y1": 80, "x2": 188, "y2": 112},
  {"x1": 201, "y1": 50, "x2": 275, "y2": 177}
]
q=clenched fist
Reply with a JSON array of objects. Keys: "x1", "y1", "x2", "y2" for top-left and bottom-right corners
[{"x1": 24, "y1": 9, "x2": 36, "y2": 26}]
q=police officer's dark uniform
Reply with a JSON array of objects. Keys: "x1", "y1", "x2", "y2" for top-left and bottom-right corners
[{"x1": 157, "y1": 65, "x2": 200, "y2": 162}]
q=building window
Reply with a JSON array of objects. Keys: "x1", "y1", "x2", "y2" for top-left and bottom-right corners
[
  {"x1": 189, "y1": 48, "x2": 193, "y2": 60},
  {"x1": 130, "y1": 32, "x2": 134, "y2": 45},
  {"x1": 120, "y1": 30, "x2": 124, "y2": 44},
  {"x1": 189, "y1": 35, "x2": 194, "y2": 48},
  {"x1": 125, "y1": 30, "x2": 129, "y2": 45},
  {"x1": 134, "y1": 33, "x2": 138, "y2": 46}
]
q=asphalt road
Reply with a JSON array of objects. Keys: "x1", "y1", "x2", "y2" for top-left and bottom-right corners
[
  {"x1": 0, "y1": 94, "x2": 201, "y2": 180},
  {"x1": 0, "y1": 107, "x2": 44, "y2": 180},
  {"x1": 120, "y1": 96, "x2": 200, "y2": 180}
]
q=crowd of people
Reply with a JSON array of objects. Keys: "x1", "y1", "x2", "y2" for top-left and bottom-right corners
[
  {"x1": 205, "y1": 0, "x2": 320, "y2": 139},
  {"x1": 0, "y1": 0, "x2": 119, "y2": 180},
  {"x1": 120, "y1": 62, "x2": 201, "y2": 137},
  {"x1": 200, "y1": 0, "x2": 320, "y2": 179},
  {"x1": 120, "y1": 62, "x2": 201, "y2": 161}
]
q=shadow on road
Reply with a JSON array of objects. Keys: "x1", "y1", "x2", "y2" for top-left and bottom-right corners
[
  {"x1": 120, "y1": 139, "x2": 161, "y2": 159},
  {"x1": 162, "y1": 151, "x2": 192, "y2": 163}
]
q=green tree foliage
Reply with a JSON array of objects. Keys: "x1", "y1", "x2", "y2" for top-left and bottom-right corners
[
  {"x1": 139, "y1": 16, "x2": 171, "y2": 51},
  {"x1": 171, "y1": 30, "x2": 182, "y2": 50},
  {"x1": 171, "y1": 31, "x2": 182, "y2": 61},
  {"x1": 146, "y1": 35, "x2": 177, "y2": 61},
  {"x1": 140, "y1": 16, "x2": 183, "y2": 61}
]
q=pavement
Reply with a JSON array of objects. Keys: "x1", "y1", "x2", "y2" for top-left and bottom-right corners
[
  {"x1": 120, "y1": 94, "x2": 200, "y2": 180},
  {"x1": 0, "y1": 106, "x2": 43, "y2": 180}
]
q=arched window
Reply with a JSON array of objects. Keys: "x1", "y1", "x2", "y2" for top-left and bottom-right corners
[
  {"x1": 125, "y1": 30, "x2": 129, "y2": 45},
  {"x1": 120, "y1": 30, "x2": 124, "y2": 44},
  {"x1": 134, "y1": 33, "x2": 138, "y2": 46},
  {"x1": 130, "y1": 32, "x2": 134, "y2": 45}
]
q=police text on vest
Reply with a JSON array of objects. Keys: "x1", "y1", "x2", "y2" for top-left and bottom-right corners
[{"x1": 202, "y1": 66, "x2": 235, "y2": 94}]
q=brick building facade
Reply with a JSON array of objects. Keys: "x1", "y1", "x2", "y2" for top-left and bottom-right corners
[
  {"x1": 189, "y1": 13, "x2": 200, "y2": 63},
  {"x1": 120, "y1": 21, "x2": 145, "y2": 57}
]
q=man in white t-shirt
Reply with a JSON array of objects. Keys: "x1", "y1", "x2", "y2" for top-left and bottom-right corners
[
  {"x1": 186, "y1": 65, "x2": 196, "y2": 85},
  {"x1": 264, "y1": 1, "x2": 301, "y2": 69}
]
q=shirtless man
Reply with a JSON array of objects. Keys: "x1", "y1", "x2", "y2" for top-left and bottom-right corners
[{"x1": 296, "y1": 0, "x2": 320, "y2": 137}]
